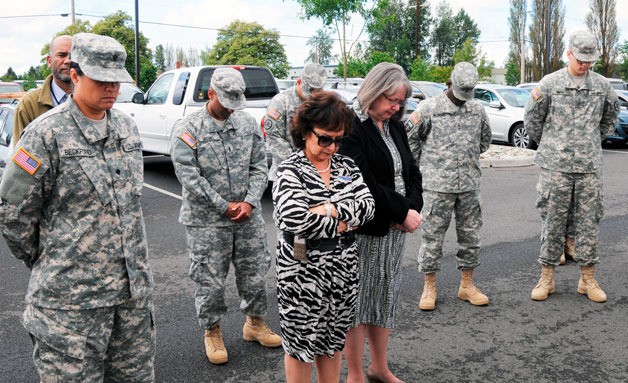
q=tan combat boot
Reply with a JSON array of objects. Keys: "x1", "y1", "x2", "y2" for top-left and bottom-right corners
[
  {"x1": 242, "y1": 316, "x2": 282, "y2": 347},
  {"x1": 531, "y1": 264, "x2": 555, "y2": 301},
  {"x1": 577, "y1": 265, "x2": 607, "y2": 303},
  {"x1": 457, "y1": 269, "x2": 489, "y2": 306},
  {"x1": 564, "y1": 236, "x2": 575, "y2": 260},
  {"x1": 204, "y1": 325, "x2": 228, "y2": 364},
  {"x1": 418, "y1": 272, "x2": 437, "y2": 311},
  {"x1": 560, "y1": 236, "x2": 575, "y2": 265}
]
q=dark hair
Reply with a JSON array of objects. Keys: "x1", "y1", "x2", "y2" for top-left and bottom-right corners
[
  {"x1": 70, "y1": 61, "x2": 84, "y2": 76},
  {"x1": 289, "y1": 91, "x2": 353, "y2": 149}
]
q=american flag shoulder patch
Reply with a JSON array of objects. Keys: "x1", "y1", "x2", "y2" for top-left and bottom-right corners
[
  {"x1": 531, "y1": 88, "x2": 542, "y2": 101},
  {"x1": 179, "y1": 131, "x2": 197, "y2": 149},
  {"x1": 13, "y1": 148, "x2": 42, "y2": 175},
  {"x1": 409, "y1": 111, "x2": 421, "y2": 125},
  {"x1": 267, "y1": 109, "x2": 281, "y2": 121}
]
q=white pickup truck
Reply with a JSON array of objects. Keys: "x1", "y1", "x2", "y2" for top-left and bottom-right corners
[{"x1": 114, "y1": 65, "x2": 279, "y2": 155}]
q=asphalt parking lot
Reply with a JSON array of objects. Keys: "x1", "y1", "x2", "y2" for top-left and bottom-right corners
[{"x1": 1, "y1": 145, "x2": 627, "y2": 382}]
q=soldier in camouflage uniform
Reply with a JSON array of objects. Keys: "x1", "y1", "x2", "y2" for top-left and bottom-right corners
[
  {"x1": 407, "y1": 62, "x2": 492, "y2": 311},
  {"x1": 170, "y1": 67, "x2": 281, "y2": 365},
  {"x1": 264, "y1": 63, "x2": 327, "y2": 181},
  {"x1": 0, "y1": 33, "x2": 155, "y2": 382},
  {"x1": 525, "y1": 30, "x2": 619, "y2": 303}
]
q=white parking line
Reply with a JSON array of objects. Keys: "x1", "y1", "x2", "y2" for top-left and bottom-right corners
[
  {"x1": 143, "y1": 182, "x2": 182, "y2": 200},
  {"x1": 603, "y1": 149, "x2": 628, "y2": 154}
]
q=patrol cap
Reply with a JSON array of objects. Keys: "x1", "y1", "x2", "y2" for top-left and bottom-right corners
[
  {"x1": 71, "y1": 33, "x2": 133, "y2": 83},
  {"x1": 300, "y1": 63, "x2": 327, "y2": 97},
  {"x1": 569, "y1": 30, "x2": 599, "y2": 63},
  {"x1": 451, "y1": 62, "x2": 478, "y2": 101},
  {"x1": 211, "y1": 68, "x2": 247, "y2": 110}
]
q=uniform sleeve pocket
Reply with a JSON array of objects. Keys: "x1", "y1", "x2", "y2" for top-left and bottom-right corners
[{"x1": 22, "y1": 305, "x2": 87, "y2": 360}]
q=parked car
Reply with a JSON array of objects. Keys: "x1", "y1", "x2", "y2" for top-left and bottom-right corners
[
  {"x1": 607, "y1": 78, "x2": 626, "y2": 91},
  {"x1": 116, "y1": 83, "x2": 144, "y2": 103},
  {"x1": 474, "y1": 84, "x2": 535, "y2": 149},
  {"x1": 410, "y1": 81, "x2": 446, "y2": 100},
  {"x1": 603, "y1": 108, "x2": 628, "y2": 146},
  {"x1": 615, "y1": 90, "x2": 628, "y2": 110},
  {"x1": 516, "y1": 82, "x2": 538, "y2": 91},
  {"x1": 0, "y1": 103, "x2": 16, "y2": 178},
  {"x1": 0, "y1": 82, "x2": 26, "y2": 104},
  {"x1": 275, "y1": 79, "x2": 295, "y2": 91}
]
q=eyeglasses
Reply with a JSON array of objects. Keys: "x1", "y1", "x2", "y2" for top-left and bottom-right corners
[
  {"x1": 311, "y1": 130, "x2": 344, "y2": 148},
  {"x1": 384, "y1": 95, "x2": 406, "y2": 108}
]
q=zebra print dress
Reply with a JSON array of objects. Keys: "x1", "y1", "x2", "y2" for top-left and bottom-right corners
[{"x1": 272, "y1": 150, "x2": 375, "y2": 363}]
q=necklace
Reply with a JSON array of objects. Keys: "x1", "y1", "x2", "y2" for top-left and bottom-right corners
[{"x1": 316, "y1": 159, "x2": 331, "y2": 173}]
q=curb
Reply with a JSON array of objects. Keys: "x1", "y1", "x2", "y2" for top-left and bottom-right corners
[{"x1": 479, "y1": 145, "x2": 536, "y2": 168}]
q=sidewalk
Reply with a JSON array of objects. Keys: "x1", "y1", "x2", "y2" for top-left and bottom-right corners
[{"x1": 479, "y1": 144, "x2": 536, "y2": 168}]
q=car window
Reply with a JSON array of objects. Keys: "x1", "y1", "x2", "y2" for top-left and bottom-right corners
[
  {"x1": 418, "y1": 83, "x2": 446, "y2": 97},
  {"x1": 496, "y1": 88, "x2": 530, "y2": 108},
  {"x1": 0, "y1": 84, "x2": 22, "y2": 93},
  {"x1": 194, "y1": 67, "x2": 278, "y2": 103},
  {"x1": 474, "y1": 89, "x2": 497, "y2": 103},
  {"x1": 0, "y1": 108, "x2": 13, "y2": 146},
  {"x1": 146, "y1": 73, "x2": 174, "y2": 104},
  {"x1": 172, "y1": 72, "x2": 190, "y2": 106}
]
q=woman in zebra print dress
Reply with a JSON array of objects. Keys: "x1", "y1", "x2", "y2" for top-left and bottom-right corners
[
  {"x1": 339, "y1": 63, "x2": 423, "y2": 383},
  {"x1": 272, "y1": 92, "x2": 375, "y2": 383}
]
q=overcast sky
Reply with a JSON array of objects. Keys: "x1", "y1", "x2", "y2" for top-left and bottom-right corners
[{"x1": 2, "y1": 0, "x2": 627, "y2": 75}]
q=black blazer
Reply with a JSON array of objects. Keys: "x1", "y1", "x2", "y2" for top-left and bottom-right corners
[{"x1": 339, "y1": 115, "x2": 423, "y2": 237}]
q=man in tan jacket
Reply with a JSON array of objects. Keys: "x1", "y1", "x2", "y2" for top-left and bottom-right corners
[{"x1": 13, "y1": 35, "x2": 72, "y2": 145}]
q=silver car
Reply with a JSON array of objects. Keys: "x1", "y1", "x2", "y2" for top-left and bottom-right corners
[
  {"x1": 0, "y1": 103, "x2": 16, "y2": 178},
  {"x1": 474, "y1": 84, "x2": 535, "y2": 149}
]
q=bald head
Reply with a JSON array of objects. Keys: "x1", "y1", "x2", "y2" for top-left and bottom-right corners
[{"x1": 48, "y1": 35, "x2": 73, "y2": 87}]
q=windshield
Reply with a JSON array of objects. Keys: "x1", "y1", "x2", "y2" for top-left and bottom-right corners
[
  {"x1": 416, "y1": 83, "x2": 446, "y2": 97},
  {"x1": 0, "y1": 84, "x2": 22, "y2": 93},
  {"x1": 495, "y1": 88, "x2": 531, "y2": 108}
]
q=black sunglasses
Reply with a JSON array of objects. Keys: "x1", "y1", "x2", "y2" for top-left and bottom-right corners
[{"x1": 311, "y1": 130, "x2": 344, "y2": 148}]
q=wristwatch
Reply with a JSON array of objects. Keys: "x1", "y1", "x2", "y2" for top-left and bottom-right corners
[{"x1": 324, "y1": 203, "x2": 333, "y2": 217}]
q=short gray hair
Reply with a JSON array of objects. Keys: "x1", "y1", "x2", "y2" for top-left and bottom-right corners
[{"x1": 357, "y1": 62, "x2": 412, "y2": 120}]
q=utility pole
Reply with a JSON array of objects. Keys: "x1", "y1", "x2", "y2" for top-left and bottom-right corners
[
  {"x1": 134, "y1": 0, "x2": 140, "y2": 86},
  {"x1": 71, "y1": 0, "x2": 75, "y2": 25},
  {"x1": 520, "y1": 11, "x2": 526, "y2": 84},
  {"x1": 544, "y1": 0, "x2": 551, "y2": 75},
  {"x1": 415, "y1": 0, "x2": 420, "y2": 59}
]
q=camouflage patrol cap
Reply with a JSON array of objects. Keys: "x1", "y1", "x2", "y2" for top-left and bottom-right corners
[
  {"x1": 211, "y1": 68, "x2": 246, "y2": 110},
  {"x1": 451, "y1": 62, "x2": 478, "y2": 101},
  {"x1": 300, "y1": 63, "x2": 327, "y2": 97},
  {"x1": 569, "y1": 30, "x2": 599, "y2": 63},
  {"x1": 71, "y1": 33, "x2": 133, "y2": 83}
]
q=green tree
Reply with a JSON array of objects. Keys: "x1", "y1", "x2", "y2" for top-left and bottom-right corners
[
  {"x1": 508, "y1": 0, "x2": 527, "y2": 83},
  {"x1": 586, "y1": 0, "x2": 619, "y2": 77},
  {"x1": 505, "y1": 60, "x2": 521, "y2": 85},
  {"x1": 202, "y1": 20, "x2": 289, "y2": 78},
  {"x1": 616, "y1": 40, "x2": 628, "y2": 79},
  {"x1": 1, "y1": 67, "x2": 18, "y2": 82},
  {"x1": 306, "y1": 28, "x2": 336, "y2": 65},
  {"x1": 431, "y1": 3, "x2": 480, "y2": 66},
  {"x1": 429, "y1": 65, "x2": 454, "y2": 83},
  {"x1": 292, "y1": 0, "x2": 371, "y2": 80},
  {"x1": 529, "y1": 0, "x2": 565, "y2": 79},
  {"x1": 409, "y1": 56, "x2": 433, "y2": 81},
  {"x1": 334, "y1": 51, "x2": 394, "y2": 78},
  {"x1": 154, "y1": 44, "x2": 166, "y2": 73},
  {"x1": 91, "y1": 11, "x2": 156, "y2": 89},
  {"x1": 453, "y1": 38, "x2": 479, "y2": 64},
  {"x1": 366, "y1": 0, "x2": 431, "y2": 72}
]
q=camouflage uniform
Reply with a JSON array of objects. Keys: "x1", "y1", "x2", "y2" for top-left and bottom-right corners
[
  {"x1": 525, "y1": 67, "x2": 619, "y2": 266},
  {"x1": 264, "y1": 63, "x2": 327, "y2": 181},
  {"x1": 407, "y1": 67, "x2": 491, "y2": 273},
  {"x1": 0, "y1": 34, "x2": 154, "y2": 382},
  {"x1": 170, "y1": 89, "x2": 270, "y2": 330}
]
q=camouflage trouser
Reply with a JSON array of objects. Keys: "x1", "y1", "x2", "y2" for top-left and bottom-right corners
[
  {"x1": 186, "y1": 215, "x2": 271, "y2": 330},
  {"x1": 22, "y1": 298, "x2": 155, "y2": 383},
  {"x1": 419, "y1": 189, "x2": 482, "y2": 273},
  {"x1": 536, "y1": 168, "x2": 603, "y2": 266}
]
